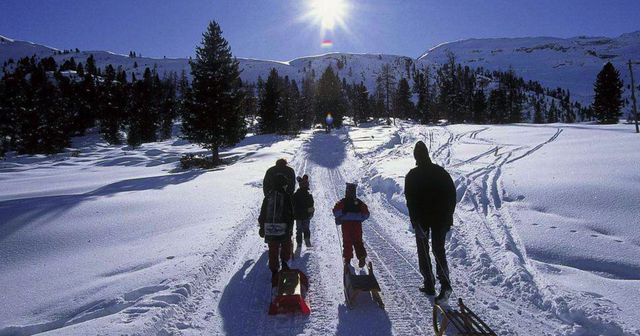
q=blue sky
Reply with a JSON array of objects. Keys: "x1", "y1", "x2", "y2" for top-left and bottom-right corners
[{"x1": 1, "y1": 0, "x2": 639, "y2": 61}]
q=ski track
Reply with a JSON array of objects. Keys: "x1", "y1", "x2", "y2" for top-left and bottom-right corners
[{"x1": 28, "y1": 123, "x2": 638, "y2": 336}]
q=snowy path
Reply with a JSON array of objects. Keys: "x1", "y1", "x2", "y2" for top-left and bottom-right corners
[
  {"x1": 155, "y1": 124, "x2": 637, "y2": 335},
  {"x1": 2, "y1": 123, "x2": 639, "y2": 335}
]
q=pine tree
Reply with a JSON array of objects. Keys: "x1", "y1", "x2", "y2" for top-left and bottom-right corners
[
  {"x1": 380, "y1": 63, "x2": 396, "y2": 124},
  {"x1": 548, "y1": 99, "x2": 559, "y2": 123},
  {"x1": 472, "y1": 89, "x2": 487, "y2": 124},
  {"x1": 487, "y1": 89, "x2": 507, "y2": 124},
  {"x1": 299, "y1": 72, "x2": 316, "y2": 129},
  {"x1": 127, "y1": 68, "x2": 158, "y2": 148},
  {"x1": 182, "y1": 21, "x2": 246, "y2": 163},
  {"x1": 315, "y1": 65, "x2": 347, "y2": 129},
  {"x1": 258, "y1": 68, "x2": 282, "y2": 134},
  {"x1": 593, "y1": 62, "x2": 624, "y2": 124},
  {"x1": 393, "y1": 78, "x2": 414, "y2": 120},
  {"x1": 533, "y1": 97, "x2": 545, "y2": 124},
  {"x1": 352, "y1": 81, "x2": 370, "y2": 125},
  {"x1": 157, "y1": 72, "x2": 178, "y2": 140},
  {"x1": 413, "y1": 69, "x2": 432, "y2": 124},
  {"x1": 97, "y1": 65, "x2": 126, "y2": 144}
]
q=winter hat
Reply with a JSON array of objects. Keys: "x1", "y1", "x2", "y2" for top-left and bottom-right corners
[
  {"x1": 276, "y1": 158, "x2": 288, "y2": 167},
  {"x1": 273, "y1": 173, "x2": 288, "y2": 191},
  {"x1": 414, "y1": 141, "x2": 431, "y2": 166},
  {"x1": 345, "y1": 183, "x2": 357, "y2": 199},
  {"x1": 297, "y1": 175, "x2": 310, "y2": 189}
]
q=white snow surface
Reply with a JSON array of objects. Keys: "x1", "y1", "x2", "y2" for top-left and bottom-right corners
[{"x1": 1, "y1": 122, "x2": 639, "y2": 335}]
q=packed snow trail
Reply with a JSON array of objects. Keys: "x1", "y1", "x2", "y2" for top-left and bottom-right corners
[{"x1": 158, "y1": 124, "x2": 635, "y2": 335}]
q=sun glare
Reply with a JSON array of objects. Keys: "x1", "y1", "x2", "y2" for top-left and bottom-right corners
[{"x1": 310, "y1": 0, "x2": 347, "y2": 30}]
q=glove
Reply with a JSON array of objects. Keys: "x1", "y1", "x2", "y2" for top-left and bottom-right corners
[{"x1": 259, "y1": 228, "x2": 264, "y2": 238}]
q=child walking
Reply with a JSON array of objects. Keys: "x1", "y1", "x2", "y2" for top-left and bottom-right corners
[
  {"x1": 293, "y1": 175, "x2": 315, "y2": 247},
  {"x1": 333, "y1": 183, "x2": 370, "y2": 268}
]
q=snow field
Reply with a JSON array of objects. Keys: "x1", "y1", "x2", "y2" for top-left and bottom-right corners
[{"x1": 1, "y1": 121, "x2": 639, "y2": 335}]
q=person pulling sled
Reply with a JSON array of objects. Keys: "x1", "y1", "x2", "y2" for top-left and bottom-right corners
[
  {"x1": 293, "y1": 175, "x2": 315, "y2": 247},
  {"x1": 259, "y1": 173, "x2": 295, "y2": 280},
  {"x1": 333, "y1": 183, "x2": 370, "y2": 268}
]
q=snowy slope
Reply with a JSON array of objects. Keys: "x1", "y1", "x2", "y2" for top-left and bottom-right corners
[
  {"x1": 0, "y1": 35, "x2": 416, "y2": 92},
  {"x1": 1, "y1": 122, "x2": 639, "y2": 335},
  {"x1": 4, "y1": 31, "x2": 640, "y2": 106},
  {"x1": 418, "y1": 31, "x2": 640, "y2": 104}
]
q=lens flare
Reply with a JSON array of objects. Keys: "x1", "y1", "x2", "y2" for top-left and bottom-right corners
[
  {"x1": 326, "y1": 113, "x2": 334, "y2": 125},
  {"x1": 321, "y1": 39, "x2": 333, "y2": 48}
]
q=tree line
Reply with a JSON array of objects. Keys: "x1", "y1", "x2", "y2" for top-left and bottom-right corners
[
  {"x1": 0, "y1": 20, "x2": 631, "y2": 161},
  {"x1": 0, "y1": 55, "x2": 185, "y2": 156}
]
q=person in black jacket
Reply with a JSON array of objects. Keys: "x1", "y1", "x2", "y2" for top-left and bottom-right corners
[
  {"x1": 259, "y1": 173, "x2": 295, "y2": 279},
  {"x1": 263, "y1": 158, "x2": 296, "y2": 196},
  {"x1": 405, "y1": 141, "x2": 457, "y2": 303},
  {"x1": 292, "y1": 175, "x2": 315, "y2": 247}
]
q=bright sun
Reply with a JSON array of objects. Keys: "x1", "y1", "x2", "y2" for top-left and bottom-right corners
[{"x1": 310, "y1": 0, "x2": 347, "y2": 30}]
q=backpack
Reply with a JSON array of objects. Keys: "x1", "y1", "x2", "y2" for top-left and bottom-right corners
[{"x1": 264, "y1": 191, "x2": 287, "y2": 241}]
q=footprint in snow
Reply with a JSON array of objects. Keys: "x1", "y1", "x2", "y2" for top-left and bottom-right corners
[
  {"x1": 591, "y1": 234, "x2": 599, "y2": 237},
  {"x1": 550, "y1": 226, "x2": 557, "y2": 229}
]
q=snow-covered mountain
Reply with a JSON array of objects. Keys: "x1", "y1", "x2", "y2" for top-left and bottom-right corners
[
  {"x1": 418, "y1": 31, "x2": 640, "y2": 103},
  {"x1": 0, "y1": 35, "x2": 416, "y2": 93},
  {"x1": 3, "y1": 31, "x2": 640, "y2": 105}
]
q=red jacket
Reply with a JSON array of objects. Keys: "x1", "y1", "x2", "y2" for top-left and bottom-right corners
[{"x1": 333, "y1": 198, "x2": 370, "y2": 225}]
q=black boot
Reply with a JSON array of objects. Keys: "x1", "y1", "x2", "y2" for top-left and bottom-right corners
[
  {"x1": 435, "y1": 286, "x2": 452, "y2": 304},
  {"x1": 419, "y1": 283, "x2": 435, "y2": 295},
  {"x1": 281, "y1": 261, "x2": 290, "y2": 271}
]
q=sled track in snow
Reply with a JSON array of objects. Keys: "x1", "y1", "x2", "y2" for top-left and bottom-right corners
[{"x1": 325, "y1": 167, "x2": 427, "y2": 335}]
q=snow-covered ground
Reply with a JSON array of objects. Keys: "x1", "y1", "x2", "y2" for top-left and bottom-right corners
[{"x1": 1, "y1": 122, "x2": 639, "y2": 335}]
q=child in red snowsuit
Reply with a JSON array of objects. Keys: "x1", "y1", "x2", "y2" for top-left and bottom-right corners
[{"x1": 333, "y1": 183, "x2": 370, "y2": 268}]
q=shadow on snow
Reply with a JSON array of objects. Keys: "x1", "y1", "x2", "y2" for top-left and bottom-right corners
[
  {"x1": 305, "y1": 132, "x2": 347, "y2": 169},
  {"x1": 0, "y1": 170, "x2": 204, "y2": 243}
]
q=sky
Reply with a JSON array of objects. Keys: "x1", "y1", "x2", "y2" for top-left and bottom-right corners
[{"x1": 1, "y1": 0, "x2": 640, "y2": 61}]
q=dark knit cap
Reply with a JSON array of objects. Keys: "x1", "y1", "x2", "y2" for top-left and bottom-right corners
[
  {"x1": 345, "y1": 183, "x2": 357, "y2": 198},
  {"x1": 273, "y1": 173, "x2": 288, "y2": 190},
  {"x1": 276, "y1": 158, "x2": 287, "y2": 167},
  {"x1": 414, "y1": 141, "x2": 431, "y2": 165},
  {"x1": 297, "y1": 175, "x2": 310, "y2": 189}
]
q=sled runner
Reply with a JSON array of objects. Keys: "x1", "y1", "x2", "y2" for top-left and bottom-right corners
[
  {"x1": 343, "y1": 262, "x2": 384, "y2": 309},
  {"x1": 269, "y1": 269, "x2": 311, "y2": 315},
  {"x1": 433, "y1": 298, "x2": 496, "y2": 336}
]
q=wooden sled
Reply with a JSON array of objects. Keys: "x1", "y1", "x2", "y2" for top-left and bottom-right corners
[
  {"x1": 343, "y1": 262, "x2": 385, "y2": 309},
  {"x1": 433, "y1": 298, "x2": 496, "y2": 336}
]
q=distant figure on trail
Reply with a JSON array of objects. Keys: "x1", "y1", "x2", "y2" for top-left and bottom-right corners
[
  {"x1": 259, "y1": 173, "x2": 295, "y2": 280},
  {"x1": 333, "y1": 183, "x2": 370, "y2": 268},
  {"x1": 263, "y1": 159, "x2": 296, "y2": 196},
  {"x1": 293, "y1": 175, "x2": 315, "y2": 247},
  {"x1": 405, "y1": 141, "x2": 457, "y2": 303}
]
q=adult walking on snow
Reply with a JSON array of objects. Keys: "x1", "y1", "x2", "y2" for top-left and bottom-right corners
[
  {"x1": 259, "y1": 174, "x2": 295, "y2": 280},
  {"x1": 405, "y1": 141, "x2": 457, "y2": 303},
  {"x1": 263, "y1": 159, "x2": 296, "y2": 196}
]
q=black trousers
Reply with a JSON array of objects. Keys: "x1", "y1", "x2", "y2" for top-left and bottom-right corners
[{"x1": 416, "y1": 226, "x2": 451, "y2": 289}]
